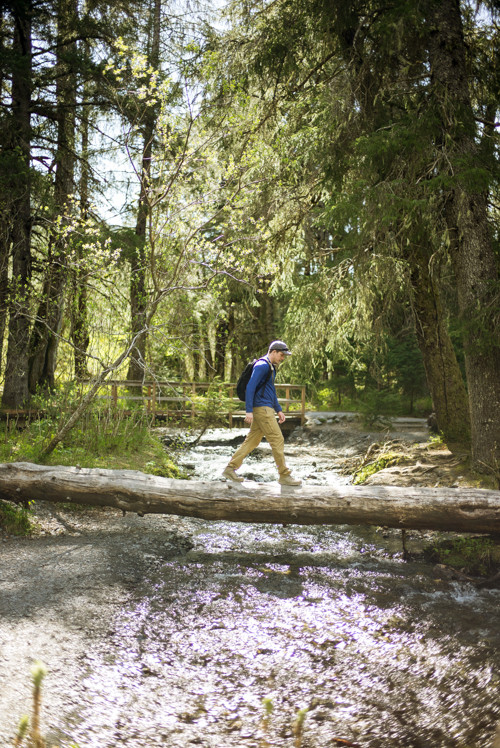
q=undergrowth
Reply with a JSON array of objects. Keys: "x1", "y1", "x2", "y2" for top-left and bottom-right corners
[
  {"x1": 0, "y1": 501, "x2": 34, "y2": 536},
  {"x1": 313, "y1": 384, "x2": 432, "y2": 419},
  {"x1": 352, "y1": 453, "x2": 403, "y2": 485},
  {"x1": 0, "y1": 408, "x2": 181, "y2": 478},
  {"x1": 424, "y1": 535, "x2": 499, "y2": 577},
  {"x1": 0, "y1": 397, "x2": 183, "y2": 536}
]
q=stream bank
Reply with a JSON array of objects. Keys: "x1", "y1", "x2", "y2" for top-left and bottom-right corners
[{"x1": 1, "y1": 415, "x2": 499, "y2": 747}]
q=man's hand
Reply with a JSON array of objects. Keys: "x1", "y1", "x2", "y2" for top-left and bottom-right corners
[
  {"x1": 245, "y1": 412, "x2": 253, "y2": 424},
  {"x1": 278, "y1": 411, "x2": 286, "y2": 424}
]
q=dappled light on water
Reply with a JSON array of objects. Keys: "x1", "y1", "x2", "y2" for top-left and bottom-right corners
[{"x1": 68, "y1": 516, "x2": 500, "y2": 748}]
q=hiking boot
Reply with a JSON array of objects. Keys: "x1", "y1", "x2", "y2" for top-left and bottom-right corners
[
  {"x1": 279, "y1": 474, "x2": 302, "y2": 486},
  {"x1": 222, "y1": 467, "x2": 244, "y2": 483}
]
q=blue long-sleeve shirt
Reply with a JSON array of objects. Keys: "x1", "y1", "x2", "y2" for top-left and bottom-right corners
[{"x1": 245, "y1": 356, "x2": 281, "y2": 413}]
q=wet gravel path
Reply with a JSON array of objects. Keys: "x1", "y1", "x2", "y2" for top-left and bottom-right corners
[{"x1": 0, "y1": 508, "x2": 193, "y2": 746}]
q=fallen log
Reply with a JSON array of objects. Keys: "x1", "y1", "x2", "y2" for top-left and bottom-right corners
[{"x1": 1, "y1": 462, "x2": 499, "y2": 534}]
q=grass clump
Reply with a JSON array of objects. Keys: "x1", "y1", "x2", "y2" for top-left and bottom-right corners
[
  {"x1": 0, "y1": 417, "x2": 181, "y2": 477},
  {"x1": 0, "y1": 500, "x2": 36, "y2": 536},
  {"x1": 0, "y1": 408, "x2": 182, "y2": 478},
  {"x1": 352, "y1": 453, "x2": 402, "y2": 484}
]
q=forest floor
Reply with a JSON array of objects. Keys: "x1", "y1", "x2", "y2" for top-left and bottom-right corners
[{"x1": 290, "y1": 412, "x2": 497, "y2": 490}]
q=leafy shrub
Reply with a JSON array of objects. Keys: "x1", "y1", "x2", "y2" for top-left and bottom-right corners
[
  {"x1": 0, "y1": 500, "x2": 35, "y2": 535},
  {"x1": 0, "y1": 389, "x2": 182, "y2": 478}
]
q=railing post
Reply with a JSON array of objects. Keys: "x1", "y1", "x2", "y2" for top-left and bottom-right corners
[
  {"x1": 112, "y1": 383, "x2": 118, "y2": 409},
  {"x1": 228, "y1": 385, "x2": 234, "y2": 428},
  {"x1": 191, "y1": 382, "x2": 196, "y2": 420},
  {"x1": 301, "y1": 386, "x2": 306, "y2": 425},
  {"x1": 285, "y1": 386, "x2": 290, "y2": 412},
  {"x1": 152, "y1": 382, "x2": 157, "y2": 424}
]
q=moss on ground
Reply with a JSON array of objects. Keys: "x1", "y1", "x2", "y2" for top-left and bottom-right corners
[
  {"x1": 352, "y1": 453, "x2": 406, "y2": 484},
  {"x1": 424, "y1": 535, "x2": 500, "y2": 577}
]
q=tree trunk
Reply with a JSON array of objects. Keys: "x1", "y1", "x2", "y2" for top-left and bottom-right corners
[
  {"x1": 0, "y1": 221, "x2": 10, "y2": 378},
  {"x1": 259, "y1": 287, "x2": 276, "y2": 344},
  {"x1": 28, "y1": 0, "x2": 77, "y2": 393},
  {"x1": 71, "y1": 263, "x2": 90, "y2": 379},
  {"x1": 214, "y1": 318, "x2": 229, "y2": 378},
  {"x1": 427, "y1": 0, "x2": 500, "y2": 471},
  {"x1": 127, "y1": 0, "x2": 161, "y2": 383},
  {"x1": 0, "y1": 11, "x2": 10, "y2": 375},
  {"x1": 70, "y1": 31, "x2": 91, "y2": 379},
  {"x1": 197, "y1": 319, "x2": 207, "y2": 380},
  {"x1": 1, "y1": 462, "x2": 499, "y2": 533},
  {"x1": 409, "y1": 241, "x2": 470, "y2": 445},
  {"x1": 2, "y1": 2, "x2": 32, "y2": 409}
]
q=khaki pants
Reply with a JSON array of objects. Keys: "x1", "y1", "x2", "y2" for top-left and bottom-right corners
[{"x1": 228, "y1": 406, "x2": 290, "y2": 477}]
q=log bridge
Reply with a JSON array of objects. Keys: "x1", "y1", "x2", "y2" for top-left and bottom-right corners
[{"x1": 1, "y1": 462, "x2": 499, "y2": 534}]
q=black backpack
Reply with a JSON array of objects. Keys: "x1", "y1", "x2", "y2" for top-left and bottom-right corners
[{"x1": 236, "y1": 357, "x2": 273, "y2": 402}]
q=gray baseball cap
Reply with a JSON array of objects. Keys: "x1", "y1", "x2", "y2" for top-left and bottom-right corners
[{"x1": 268, "y1": 340, "x2": 292, "y2": 355}]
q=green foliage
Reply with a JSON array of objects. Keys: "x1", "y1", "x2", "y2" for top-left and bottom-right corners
[
  {"x1": 424, "y1": 535, "x2": 499, "y2": 577},
  {"x1": 352, "y1": 453, "x2": 403, "y2": 485},
  {"x1": 312, "y1": 381, "x2": 432, "y2": 418},
  {"x1": 202, "y1": 0, "x2": 500, "y2": 472},
  {"x1": 0, "y1": 0, "x2": 496, "y2": 472},
  {"x1": 0, "y1": 387, "x2": 182, "y2": 478},
  {"x1": 191, "y1": 378, "x2": 236, "y2": 426},
  {"x1": 428, "y1": 433, "x2": 446, "y2": 448},
  {"x1": 358, "y1": 389, "x2": 402, "y2": 427},
  {"x1": 0, "y1": 500, "x2": 35, "y2": 536}
]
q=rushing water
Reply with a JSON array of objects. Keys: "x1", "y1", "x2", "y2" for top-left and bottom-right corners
[{"x1": 2, "y1": 425, "x2": 500, "y2": 747}]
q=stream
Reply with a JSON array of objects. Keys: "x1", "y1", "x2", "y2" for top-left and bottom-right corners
[{"x1": 1, "y1": 420, "x2": 499, "y2": 747}]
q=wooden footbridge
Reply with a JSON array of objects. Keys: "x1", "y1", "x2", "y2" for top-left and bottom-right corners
[
  {"x1": 0, "y1": 380, "x2": 307, "y2": 428},
  {"x1": 83, "y1": 379, "x2": 307, "y2": 427}
]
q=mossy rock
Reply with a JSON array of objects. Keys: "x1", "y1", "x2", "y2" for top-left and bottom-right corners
[
  {"x1": 353, "y1": 453, "x2": 405, "y2": 485},
  {"x1": 424, "y1": 535, "x2": 500, "y2": 577}
]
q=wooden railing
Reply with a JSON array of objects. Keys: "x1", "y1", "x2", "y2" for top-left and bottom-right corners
[{"x1": 79, "y1": 380, "x2": 307, "y2": 426}]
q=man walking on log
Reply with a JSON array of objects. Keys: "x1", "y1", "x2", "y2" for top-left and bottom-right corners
[{"x1": 222, "y1": 340, "x2": 302, "y2": 486}]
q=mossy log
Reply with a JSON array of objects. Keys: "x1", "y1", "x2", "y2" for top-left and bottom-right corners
[{"x1": 0, "y1": 462, "x2": 499, "y2": 534}]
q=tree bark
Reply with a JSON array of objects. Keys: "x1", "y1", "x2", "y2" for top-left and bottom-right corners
[
  {"x1": 28, "y1": 0, "x2": 77, "y2": 393},
  {"x1": 70, "y1": 28, "x2": 91, "y2": 379},
  {"x1": 427, "y1": 0, "x2": 500, "y2": 471},
  {"x1": 0, "y1": 220, "x2": 10, "y2": 379},
  {"x1": 2, "y1": 2, "x2": 32, "y2": 409},
  {"x1": 127, "y1": 0, "x2": 161, "y2": 383},
  {"x1": 1, "y1": 462, "x2": 499, "y2": 534},
  {"x1": 0, "y1": 10, "x2": 10, "y2": 375},
  {"x1": 409, "y1": 241, "x2": 470, "y2": 445}
]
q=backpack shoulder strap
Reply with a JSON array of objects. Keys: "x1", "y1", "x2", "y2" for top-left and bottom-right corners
[{"x1": 254, "y1": 356, "x2": 273, "y2": 392}]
